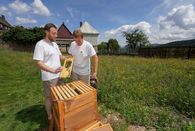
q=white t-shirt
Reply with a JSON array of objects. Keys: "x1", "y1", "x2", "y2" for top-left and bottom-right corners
[
  {"x1": 68, "y1": 40, "x2": 96, "y2": 75},
  {"x1": 33, "y1": 39, "x2": 62, "y2": 81}
]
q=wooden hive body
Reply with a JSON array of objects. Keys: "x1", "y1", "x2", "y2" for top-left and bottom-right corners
[{"x1": 51, "y1": 81, "x2": 100, "y2": 131}]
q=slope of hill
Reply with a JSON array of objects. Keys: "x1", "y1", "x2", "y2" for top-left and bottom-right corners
[{"x1": 159, "y1": 39, "x2": 195, "y2": 47}]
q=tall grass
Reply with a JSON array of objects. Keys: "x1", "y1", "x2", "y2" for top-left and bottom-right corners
[
  {"x1": 0, "y1": 49, "x2": 194, "y2": 130},
  {"x1": 97, "y1": 56, "x2": 195, "y2": 130}
]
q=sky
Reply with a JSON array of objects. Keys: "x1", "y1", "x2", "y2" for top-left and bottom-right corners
[{"x1": 0, "y1": 0, "x2": 195, "y2": 46}]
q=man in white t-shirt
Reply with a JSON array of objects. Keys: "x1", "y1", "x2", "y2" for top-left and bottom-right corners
[
  {"x1": 33, "y1": 23, "x2": 66, "y2": 120},
  {"x1": 68, "y1": 29, "x2": 98, "y2": 84}
]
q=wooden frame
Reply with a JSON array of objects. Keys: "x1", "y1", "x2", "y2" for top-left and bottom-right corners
[{"x1": 60, "y1": 56, "x2": 74, "y2": 78}]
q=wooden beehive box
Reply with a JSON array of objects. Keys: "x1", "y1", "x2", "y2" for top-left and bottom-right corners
[{"x1": 51, "y1": 80, "x2": 100, "y2": 131}]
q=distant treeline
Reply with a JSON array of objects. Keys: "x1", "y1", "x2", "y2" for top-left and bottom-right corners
[{"x1": 1, "y1": 26, "x2": 44, "y2": 51}]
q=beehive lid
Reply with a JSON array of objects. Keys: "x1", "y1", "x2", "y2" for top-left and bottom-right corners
[{"x1": 51, "y1": 81, "x2": 95, "y2": 101}]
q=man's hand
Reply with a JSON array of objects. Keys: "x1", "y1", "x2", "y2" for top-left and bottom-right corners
[
  {"x1": 52, "y1": 67, "x2": 64, "y2": 74},
  {"x1": 92, "y1": 72, "x2": 97, "y2": 79},
  {"x1": 36, "y1": 60, "x2": 64, "y2": 74},
  {"x1": 92, "y1": 54, "x2": 98, "y2": 80}
]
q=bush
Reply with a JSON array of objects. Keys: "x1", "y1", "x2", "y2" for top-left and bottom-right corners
[{"x1": 1, "y1": 26, "x2": 44, "y2": 46}]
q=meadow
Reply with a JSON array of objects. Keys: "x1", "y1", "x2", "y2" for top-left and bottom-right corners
[{"x1": 0, "y1": 48, "x2": 195, "y2": 131}]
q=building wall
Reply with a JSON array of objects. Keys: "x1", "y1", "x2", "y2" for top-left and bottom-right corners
[
  {"x1": 83, "y1": 34, "x2": 98, "y2": 52},
  {"x1": 83, "y1": 34, "x2": 98, "y2": 45},
  {"x1": 0, "y1": 24, "x2": 10, "y2": 31},
  {"x1": 56, "y1": 38, "x2": 73, "y2": 53},
  {"x1": 56, "y1": 35, "x2": 99, "y2": 53}
]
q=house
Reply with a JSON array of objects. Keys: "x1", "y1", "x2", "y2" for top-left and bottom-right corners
[
  {"x1": 0, "y1": 15, "x2": 11, "y2": 31},
  {"x1": 56, "y1": 21, "x2": 99, "y2": 52},
  {"x1": 79, "y1": 21, "x2": 99, "y2": 51},
  {"x1": 56, "y1": 22, "x2": 73, "y2": 52}
]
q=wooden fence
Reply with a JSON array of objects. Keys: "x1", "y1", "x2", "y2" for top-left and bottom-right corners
[{"x1": 138, "y1": 47, "x2": 195, "y2": 59}]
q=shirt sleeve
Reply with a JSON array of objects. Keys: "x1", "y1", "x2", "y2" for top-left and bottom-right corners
[
  {"x1": 88, "y1": 43, "x2": 96, "y2": 57},
  {"x1": 33, "y1": 43, "x2": 44, "y2": 61}
]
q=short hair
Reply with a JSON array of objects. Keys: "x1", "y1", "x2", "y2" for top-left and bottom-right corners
[
  {"x1": 73, "y1": 29, "x2": 83, "y2": 38},
  {"x1": 44, "y1": 23, "x2": 57, "y2": 31}
]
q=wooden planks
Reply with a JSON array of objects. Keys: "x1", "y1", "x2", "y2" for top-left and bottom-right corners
[
  {"x1": 89, "y1": 124, "x2": 113, "y2": 131},
  {"x1": 51, "y1": 84, "x2": 79, "y2": 100},
  {"x1": 78, "y1": 121, "x2": 103, "y2": 131},
  {"x1": 64, "y1": 102, "x2": 98, "y2": 130},
  {"x1": 78, "y1": 121, "x2": 113, "y2": 131}
]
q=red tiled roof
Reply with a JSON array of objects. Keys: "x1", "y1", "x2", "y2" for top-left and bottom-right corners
[{"x1": 57, "y1": 22, "x2": 73, "y2": 39}]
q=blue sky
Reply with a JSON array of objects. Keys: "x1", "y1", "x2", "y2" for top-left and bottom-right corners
[{"x1": 1, "y1": 0, "x2": 195, "y2": 45}]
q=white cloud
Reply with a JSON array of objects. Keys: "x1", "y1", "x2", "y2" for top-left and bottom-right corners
[
  {"x1": 66, "y1": 7, "x2": 85, "y2": 20},
  {"x1": 1, "y1": 0, "x2": 51, "y2": 18},
  {"x1": 56, "y1": 13, "x2": 60, "y2": 17},
  {"x1": 159, "y1": 4, "x2": 195, "y2": 30},
  {"x1": 103, "y1": 4, "x2": 195, "y2": 45},
  {"x1": 151, "y1": 4, "x2": 195, "y2": 43},
  {"x1": 9, "y1": 0, "x2": 31, "y2": 14},
  {"x1": 150, "y1": 26, "x2": 195, "y2": 44},
  {"x1": 66, "y1": 7, "x2": 74, "y2": 18},
  {"x1": 65, "y1": 19, "x2": 70, "y2": 24},
  {"x1": 0, "y1": 6, "x2": 12, "y2": 16},
  {"x1": 32, "y1": 0, "x2": 51, "y2": 16},
  {"x1": 103, "y1": 21, "x2": 151, "y2": 46},
  {"x1": 150, "y1": 0, "x2": 195, "y2": 16},
  {"x1": 105, "y1": 21, "x2": 151, "y2": 37},
  {"x1": 16, "y1": 17, "x2": 37, "y2": 24},
  {"x1": 0, "y1": 6, "x2": 8, "y2": 13}
]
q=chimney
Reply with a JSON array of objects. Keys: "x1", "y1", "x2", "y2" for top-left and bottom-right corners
[
  {"x1": 80, "y1": 21, "x2": 82, "y2": 27},
  {"x1": 1, "y1": 15, "x2": 5, "y2": 20}
]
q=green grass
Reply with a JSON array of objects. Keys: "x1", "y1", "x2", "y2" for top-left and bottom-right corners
[
  {"x1": 0, "y1": 49, "x2": 195, "y2": 131},
  {"x1": 98, "y1": 55, "x2": 195, "y2": 130}
]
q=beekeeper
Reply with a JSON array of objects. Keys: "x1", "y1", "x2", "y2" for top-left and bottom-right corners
[
  {"x1": 68, "y1": 29, "x2": 98, "y2": 84},
  {"x1": 33, "y1": 23, "x2": 66, "y2": 120}
]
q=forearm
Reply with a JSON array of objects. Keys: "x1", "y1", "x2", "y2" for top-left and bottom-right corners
[
  {"x1": 36, "y1": 61, "x2": 55, "y2": 73},
  {"x1": 92, "y1": 55, "x2": 98, "y2": 74},
  {"x1": 60, "y1": 55, "x2": 66, "y2": 61}
]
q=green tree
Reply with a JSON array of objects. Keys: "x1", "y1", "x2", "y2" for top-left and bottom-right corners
[
  {"x1": 1, "y1": 26, "x2": 44, "y2": 46},
  {"x1": 98, "y1": 42, "x2": 107, "y2": 50},
  {"x1": 98, "y1": 39, "x2": 120, "y2": 54},
  {"x1": 108, "y1": 39, "x2": 120, "y2": 53},
  {"x1": 123, "y1": 29, "x2": 150, "y2": 53},
  {"x1": 98, "y1": 42, "x2": 107, "y2": 54}
]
